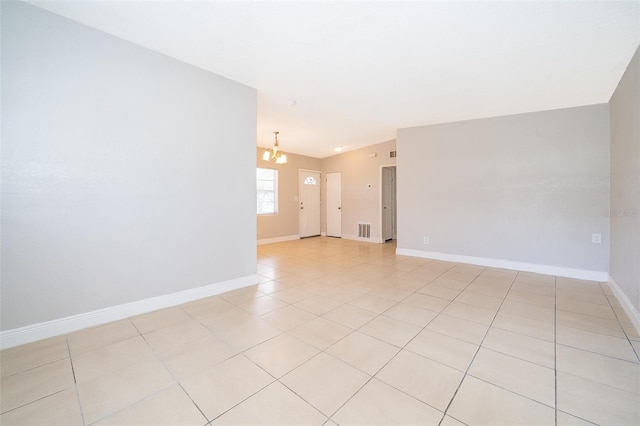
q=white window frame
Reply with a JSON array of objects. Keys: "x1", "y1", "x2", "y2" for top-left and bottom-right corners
[{"x1": 257, "y1": 168, "x2": 278, "y2": 215}]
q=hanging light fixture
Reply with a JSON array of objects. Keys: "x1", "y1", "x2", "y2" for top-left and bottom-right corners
[{"x1": 262, "y1": 131, "x2": 287, "y2": 164}]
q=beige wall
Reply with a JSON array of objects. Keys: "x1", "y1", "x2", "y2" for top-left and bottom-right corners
[
  {"x1": 256, "y1": 140, "x2": 396, "y2": 243},
  {"x1": 256, "y1": 147, "x2": 321, "y2": 242},
  {"x1": 321, "y1": 139, "x2": 397, "y2": 242}
]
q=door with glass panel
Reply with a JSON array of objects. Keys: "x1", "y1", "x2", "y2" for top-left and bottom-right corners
[{"x1": 299, "y1": 170, "x2": 321, "y2": 238}]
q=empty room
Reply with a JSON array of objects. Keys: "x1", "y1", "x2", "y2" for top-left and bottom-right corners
[{"x1": 1, "y1": 1, "x2": 639, "y2": 425}]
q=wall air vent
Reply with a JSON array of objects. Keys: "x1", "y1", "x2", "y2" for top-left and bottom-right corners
[
  {"x1": 357, "y1": 223, "x2": 371, "y2": 238},
  {"x1": 389, "y1": 151, "x2": 397, "y2": 158}
]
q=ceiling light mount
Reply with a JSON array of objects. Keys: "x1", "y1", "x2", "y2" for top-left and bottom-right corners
[{"x1": 262, "y1": 131, "x2": 288, "y2": 164}]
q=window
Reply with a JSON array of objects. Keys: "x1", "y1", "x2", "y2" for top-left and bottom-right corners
[
  {"x1": 304, "y1": 176, "x2": 317, "y2": 185},
  {"x1": 257, "y1": 168, "x2": 278, "y2": 214}
]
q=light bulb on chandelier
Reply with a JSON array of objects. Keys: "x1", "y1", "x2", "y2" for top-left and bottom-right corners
[{"x1": 262, "y1": 131, "x2": 287, "y2": 164}]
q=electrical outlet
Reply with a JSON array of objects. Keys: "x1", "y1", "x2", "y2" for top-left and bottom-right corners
[
  {"x1": 592, "y1": 233, "x2": 601, "y2": 244},
  {"x1": 423, "y1": 237, "x2": 429, "y2": 245}
]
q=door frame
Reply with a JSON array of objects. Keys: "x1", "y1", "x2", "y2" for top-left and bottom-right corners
[
  {"x1": 379, "y1": 164, "x2": 397, "y2": 243},
  {"x1": 326, "y1": 171, "x2": 342, "y2": 238},
  {"x1": 299, "y1": 169, "x2": 322, "y2": 238}
]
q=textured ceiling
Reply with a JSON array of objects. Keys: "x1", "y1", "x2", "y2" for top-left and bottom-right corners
[{"x1": 28, "y1": 1, "x2": 640, "y2": 158}]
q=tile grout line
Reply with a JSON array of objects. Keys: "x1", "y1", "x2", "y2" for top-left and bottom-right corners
[
  {"x1": 149, "y1": 298, "x2": 300, "y2": 424},
  {"x1": 274, "y1": 370, "x2": 335, "y2": 423},
  {"x1": 438, "y1": 268, "x2": 518, "y2": 425},
  {"x1": 555, "y1": 280, "x2": 636, "y2": 425},
  {"x1": 66, "y1": 339, "x2": 87, "y2": 426},
  {"x1": 81, "y1": 321, "x2": 182, "y2": 425},
  {"x1": 263, "y1": 258, "x2": 437, "y2": 352},
  {"x1": 129, "y1": 342, "x2": 207, "y2": 424},
  {"x1": 276, "y1": 259, "x2": 457, "y2": 423},
  {"x1": 288, "y1": 283, "x2": 408, "y2": 421},
  {"x1": 335, "y1": 262, "x2": 461, "y2": 420},
  {"x1": 317, "y1": 263, "x2": 512, "y2": 425},
  {"x1": 556, "y1": 320, "x2": 639, "y2": 343},
  {"x1": 261, "y1": 252, "x2": 397, "y2": 421},
  {"x1": 177, "y1": 263, "x2": 381, "y2": 424},
  {"x1": 0, "y1": 355, "x2": 71, "y2": 379},
  {"x1": 203, "y1": 353, "x2": 286, "y2": 424},
  {"x1": 8, "y1": 240, "x2": 634, "y2": 425},
  {"x1": 601, "y1": 282, "x2": 640, "y2": 362},
  {"x1": 439, "y1": 276, "x2": 563, "y2": 418},
  {"x1": 258, "y1": 242, "x2": 635, "y2": 423},
  {"x1": 0, "y1": 389, "x2": 76, "y2": 419}
]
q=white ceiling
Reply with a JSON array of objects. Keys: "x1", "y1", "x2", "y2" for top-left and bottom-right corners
[{"x1": 28, "y1": 1, "x2": 640, "y2": 158}]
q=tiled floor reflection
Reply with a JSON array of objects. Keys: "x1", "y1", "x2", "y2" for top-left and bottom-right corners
[{"x1": 1, "y1": 237, "x2": 639, "y2": 425}]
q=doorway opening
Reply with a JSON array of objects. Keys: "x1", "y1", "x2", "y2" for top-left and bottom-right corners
[{"x1": 381, "y1": 166, "x2": 397, "y2": 242}]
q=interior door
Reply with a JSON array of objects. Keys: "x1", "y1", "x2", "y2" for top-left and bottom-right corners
[
  {"x1": 326, "y1": 172, "x2": 342, "y2": 237},
  {"x1": 299, "y1": 170, "x2": 321, "y2": 238},
  {"x1": 382, "y1": 167, "x2": 395, "y2": 241}
]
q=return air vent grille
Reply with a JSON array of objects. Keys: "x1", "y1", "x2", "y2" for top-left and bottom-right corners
[
  {"x1": 389, "y1": 150, "x2": 397, "y2": 158},
  {"x1": 357, "y1": 223, "x2": 371, "y2": 238}
]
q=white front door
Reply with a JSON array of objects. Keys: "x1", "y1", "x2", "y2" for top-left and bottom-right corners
[
  {"x1": 299, "y1": 170, "x2": 321, "y2": 238},
  {"x1": 382, "y1": 167, "x2": 395, "y2": 241},
  {"x1": 326, "y1": 172, "x2": 342, "y2": 237}
]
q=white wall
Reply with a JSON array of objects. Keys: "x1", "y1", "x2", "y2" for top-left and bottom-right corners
[
  {"x1": 397, "y1": 105, "x2": 610, "y2": 278},
  {"x1": 1, "y1": 2, "x2": 257, "y2": 331},
  {"x1": 609, "y1": 46, "x2": 640, "y2": 318}
]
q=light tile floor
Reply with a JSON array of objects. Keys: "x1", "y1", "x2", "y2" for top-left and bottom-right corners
[{"x1": 1, "y1": 237, "x2": 639, "y2": 425}]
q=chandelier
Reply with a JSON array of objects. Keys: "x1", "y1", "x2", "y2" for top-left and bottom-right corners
[{"x1": 262, "y1": 131, "x2": 288, "y2": 164}]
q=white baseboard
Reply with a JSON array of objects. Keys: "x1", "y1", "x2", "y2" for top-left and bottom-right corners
[
  {"x1": 608, "y1": 275, "x2": 640, "y2": 335},
  {"x1": 0, "y1": 274, "x2": 259, "y2": 350},
  {"x1": 395, "y1": 248, "x2": 609, "y2": 282},
  {"x1": 257, "y1": 234, "x2": 300, "y2": 245},
  {"x1": 321, "y1": 231, "x2": 327, "y2": 237}
]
